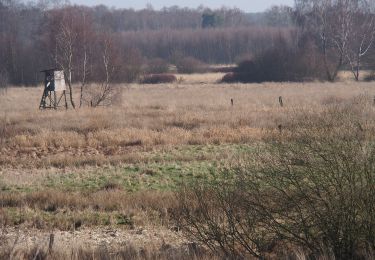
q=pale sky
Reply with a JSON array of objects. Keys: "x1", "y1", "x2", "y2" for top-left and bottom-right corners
[{"x1": 71, "y1": 0, "x2": 295, "y2": 12}]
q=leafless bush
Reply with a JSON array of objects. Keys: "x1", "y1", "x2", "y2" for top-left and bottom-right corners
[
  {"x1": 221, "y1": 37, "x2": 325, "y2": 83},
  {"x1": 221, "y1": 72, "x2": 239, "y2": 83},
  {"x1": 86, "y1": 84, "x2": 121, "y2": 107},
  {"x1": 176, "y1": 103, "x2": 375, "y2": 259},
  {"x1": 141, "y1": 74, "x2": 177, "y2": 84},
  {"x1": 88, "y1": 33, "x2": 121, "y2": 107},
  {"x1": 175, "y1": 182, "x2": 274, "y2": 258},
  {"x1": 364, "y1": 71, "x2": 375, "y2": 82}
]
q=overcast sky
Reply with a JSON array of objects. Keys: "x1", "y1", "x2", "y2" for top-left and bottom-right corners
[{"x1": 70, "y1": 0, "x2": 295, "y2": 12}]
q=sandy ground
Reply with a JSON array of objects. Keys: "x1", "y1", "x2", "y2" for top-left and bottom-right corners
[{"x1": 1, "y1": 226, "x2": 188, "y2": 253}]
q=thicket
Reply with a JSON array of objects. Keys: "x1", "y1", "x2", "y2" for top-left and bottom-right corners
[
  {"x1": 176, "y1": 102, "x2": 375, "y2": 259},
  {"x1": 222, "y1": 36, "x2": 325, "y2": 83},
  {"x1": 141, "y1": 74, "x2": 177, "y2": 84},
  {"x1": 220, "y1": 0, "x2": 375, "y2": 83}
]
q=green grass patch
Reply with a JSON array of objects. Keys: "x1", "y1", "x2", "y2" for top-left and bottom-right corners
[{"x1": 2, "y1": 144, "x2": 256, "y2": 193}]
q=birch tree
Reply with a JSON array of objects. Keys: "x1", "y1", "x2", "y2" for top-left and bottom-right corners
[
  {"x1": 295, "y1": 0, "x2": 375, "y2": 81},
  {"x1": 49, "y1": 7, "x2": 96, "y2": 109},
  {"x1": 54, "y1": 8, "x2": 77, "y2": 108},
  {"x1": 76, "y1": 10, "x2": 95, "y2": 108},
  {"x1": 295, "y1": 0, "x2": 347, "y2": 81},
  {"x1": 345, "y1": 0, "x2": 375, "y2": 80},
  {"x1": 90, "y1": 33, "x2": 120, "y2": 107}
]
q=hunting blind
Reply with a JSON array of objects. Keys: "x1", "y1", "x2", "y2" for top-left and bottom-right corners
[{"x1": 39, "y1": 69, "x2": 68, "y2": 110}]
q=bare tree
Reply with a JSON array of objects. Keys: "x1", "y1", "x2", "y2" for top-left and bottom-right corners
[
  {"x1": 345, "y1": 0, "x2": 375, "y2": 80},
  {"x1": 265, "y1": 5, "x2": 293, "y2": 27},
  {"x1": 48, "y1": 7, "x2": 100, "y2": 109},
  {"x1": 76, "y1": 10, "x2": 95, "y2": 108},
  {"x1": 37, "y1": 0, "x2": 70, "y2": 11},
  {"x1": 47, "y1": 7, "x2": 123, "y2": 109},
  {"x1": 90, "y1": 33, "x2": 120, "y2": 107},
  {"x1": 294, "y1": 0, "x2": 347, "y2": 81},
  {"x1": 55, "y1": 10, "x2": 76, "y2": 108},
  {"x1": 295, "y1": 0, "x2": 375, "y2": 81},
  {"x1": 79, "y1": 14, "x2": 89, "y2": 108}
]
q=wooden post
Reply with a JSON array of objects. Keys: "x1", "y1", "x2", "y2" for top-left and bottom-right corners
[
  {"x1": 53, "y1": 91, "x2": 57, "y2": 109},
  {"x1": 48, "y1": 233, "x2": 55, "y2": 254},
  {"x1": 279, "y1": 96, "x2": 283, "y2": 107},
  {"x1": 64, "y1": 90, "x2": 68, "y2": 109}
]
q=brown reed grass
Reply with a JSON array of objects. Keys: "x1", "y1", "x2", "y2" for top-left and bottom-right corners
[{"x1": 2, "y1": 81, "x2": 375, "y2": 168}]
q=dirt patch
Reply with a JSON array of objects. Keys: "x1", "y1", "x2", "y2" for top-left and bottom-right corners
[{"x1": 1, "y1": 226, "x2": 187, "y2": 253}]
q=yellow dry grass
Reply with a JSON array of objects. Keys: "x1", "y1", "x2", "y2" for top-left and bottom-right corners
[
  {"x1": 175, "y1": 72, "x2": 225, "y2": 84},
  {"x1": 1, "y1": 79, "x2": 375, "y2": 168},
  {"x1": 2, "y1": 76, "x2": 375, "y2": 255}
]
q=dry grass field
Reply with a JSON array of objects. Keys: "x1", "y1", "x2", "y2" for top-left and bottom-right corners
[{"x1": 1, "y1": 73, "x2": 375, "y2": 258}]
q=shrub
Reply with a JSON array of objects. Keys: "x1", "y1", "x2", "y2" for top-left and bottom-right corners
[
  {"x1": 146, "y1": 58, "x2": 170, "y2": 74},
  {"x1": 141, "y1": 74, "x2": 177, "y2": 84},
  {"x1": 364, "y1": 71, "x2": 375, "y2": 82},
  {"x1": 175, "y1": 103, "x2": 375, "y2": 259},
  {"x1": 221, "y1": 38, "x2": 325, "y2": 83},
  {"x1": 221, "y1": 72, "x2": 240, "y2": 83},
  {"x1": 175, "y1": 57, "x2": 207, "y2": 74}
]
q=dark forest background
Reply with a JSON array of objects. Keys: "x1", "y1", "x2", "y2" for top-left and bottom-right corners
[
  {"x1": 2, "y1": 0, "x2": 375, "y2": 86},
  {"x1": 0, "y1": 0, "x2": 293, "y2": 85}
]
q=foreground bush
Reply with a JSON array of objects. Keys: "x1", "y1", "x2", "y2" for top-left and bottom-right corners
[
  {"x1": 141, "y1": 74, "x2": 177, "y2": 84},
  {"x1": 176, "y1": 102, "x2": 375, "y2": 259}
]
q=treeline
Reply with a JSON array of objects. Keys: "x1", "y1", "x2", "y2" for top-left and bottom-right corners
[
  {"x1": 120, "y1": 27, "x2": 292, "y2": 64},
  {"x1": 223, "y1": 0, "x2": 375, "y2": 83},
  {"x1": 3, "y1": 0, "x2": 373, "y2": 85},
  {"x1": 0, "y1": 0, "x2": 293, "y2": 86},
  {"x1": 88, "y1": 5, "x2": 248, "y2": 31}
]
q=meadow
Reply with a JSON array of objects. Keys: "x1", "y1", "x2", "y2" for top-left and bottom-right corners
[{"x1": 1, "y1": 73, "x2": 375, "y2": 258}]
